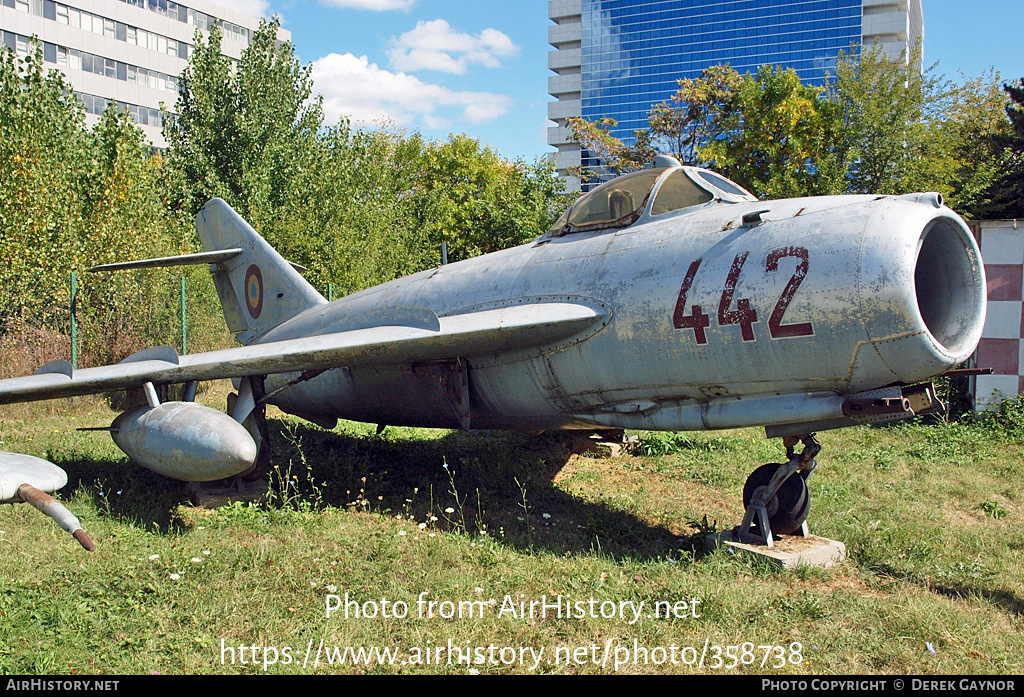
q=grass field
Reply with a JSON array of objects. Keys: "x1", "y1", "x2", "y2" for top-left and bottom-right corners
[{"x1": 0, "y1": 385, "x2": 1021, "y2": 675}]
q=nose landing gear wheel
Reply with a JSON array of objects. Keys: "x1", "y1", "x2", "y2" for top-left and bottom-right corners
[{"x1": 742, "y1": 463, "x2": 810, "y2": 536}]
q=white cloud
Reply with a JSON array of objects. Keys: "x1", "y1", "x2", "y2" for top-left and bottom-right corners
[
  {"x1": 318, "y1": 0, "x2": 415, "y2": 10},
  {"x1": 311, "y1": 53, "x2": 514, "y2": 129},
  {"x1": 206, "y1": 0, "x2": 271, "y2": 18},
  {"x1": 387, "y1": 19, "x2": 519, "y2": 74}
]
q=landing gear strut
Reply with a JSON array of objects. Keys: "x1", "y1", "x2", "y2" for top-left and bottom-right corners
[
  {"x1": 736, "y1": 434, "x2": 819, "y2": 547},
  {"x1": 185, "y1": 378, "x2": 271, "y2": 507}
]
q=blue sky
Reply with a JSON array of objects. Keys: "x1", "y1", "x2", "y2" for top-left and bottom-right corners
[{"x1": 212, "y1": 0, "x2": 1024, "y2": 163}]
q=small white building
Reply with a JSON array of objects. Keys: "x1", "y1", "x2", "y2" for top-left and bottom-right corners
[{"x1": 1, "y1": 0, "x2": 288, "y2": 147}]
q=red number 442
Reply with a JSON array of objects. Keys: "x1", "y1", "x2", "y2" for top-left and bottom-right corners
[{"x1": 672, "y1": 247, "x2": 814, "y2": 344}]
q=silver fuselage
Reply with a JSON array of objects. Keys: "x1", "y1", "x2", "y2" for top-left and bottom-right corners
[{"x1": 260, "y1": 193, "x2": 985, "y2": 432}]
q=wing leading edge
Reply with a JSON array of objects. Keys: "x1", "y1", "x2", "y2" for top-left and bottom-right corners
[{"x1": 0, "y1": 303, "x2": 609, "y2": 405}]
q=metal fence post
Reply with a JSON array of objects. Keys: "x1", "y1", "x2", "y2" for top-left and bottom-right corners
[
  {"x1": 70, "y1": 271, "x2": 78, "y2": 370},
  {"x1": 180, "y1": 277, "x2": 187, "y2": 356}
]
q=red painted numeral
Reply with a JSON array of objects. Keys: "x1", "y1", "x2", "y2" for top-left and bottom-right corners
[
  {"x1": 673, "y1": 259, "x2": 710, "y2": 344},
  {"x1": 718, "y1": 252, "x2": 758, "y2": 342},
  {"x1": 674, "y1": 248, "x2": 814, "y2": 345},
  {"x1": 766, "y1": 246, "x2": 814, "y2": 339}
]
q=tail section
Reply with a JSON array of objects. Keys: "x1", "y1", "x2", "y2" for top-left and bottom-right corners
[{"x1": 196, "y1": 199, "x2": 326, "y2": 345}]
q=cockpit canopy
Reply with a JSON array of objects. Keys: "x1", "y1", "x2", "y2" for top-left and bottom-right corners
[{"x1": 547, "y1": 164, "x2": 757, "y2": 236}]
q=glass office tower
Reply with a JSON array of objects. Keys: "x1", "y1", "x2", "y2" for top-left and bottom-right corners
[{"x1": 548, "y1": 0, "x2": 924, "y2": 189}]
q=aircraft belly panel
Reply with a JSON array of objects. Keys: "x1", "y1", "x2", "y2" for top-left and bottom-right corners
[{"x1": 270, "y1": 362, "x2": 471, "y2": 430}]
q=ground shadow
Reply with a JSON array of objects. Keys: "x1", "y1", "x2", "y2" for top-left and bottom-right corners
[
  {"x1": 52, "y1": 419, "x2": 710, "y2": 562},
  {"x1": 863, "y1": 562, "x2": 1024, "y2": 619}
]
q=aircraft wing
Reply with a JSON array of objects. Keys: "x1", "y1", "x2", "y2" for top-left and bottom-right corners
[{"x1": 0, "y1": 303, "x2": 608, "y2": 405}]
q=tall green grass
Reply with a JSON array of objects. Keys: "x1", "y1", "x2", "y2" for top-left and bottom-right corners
[{"x1": 0, "y1": 395, "x2": 1021, "y2": 674}]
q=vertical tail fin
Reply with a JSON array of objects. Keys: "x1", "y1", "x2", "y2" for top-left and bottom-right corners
[{"x1": 196, "y1": 199, "x2": 326, "y2": 345}]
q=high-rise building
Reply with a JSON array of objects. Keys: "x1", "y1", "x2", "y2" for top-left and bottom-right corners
[
  {"x1": 548, "y1": 0, "x2": 924, "y2": 190},
  {"x1": 1, "y1": 0, "x2": 287, "y2": 147}
]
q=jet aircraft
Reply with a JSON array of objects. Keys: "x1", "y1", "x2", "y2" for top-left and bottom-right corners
[{"x1": 0, "y1": 156, "x2": 987, "y2": 550}]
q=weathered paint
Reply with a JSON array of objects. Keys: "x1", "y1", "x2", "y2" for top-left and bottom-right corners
[
  {"x1": 0, "y1": 166, "x2": 988, "y2": 443},
  {"x1": 16, "y1": 483, "x2": 93, "y2": 551},
  {"x1": 0, "y1": 453, "x2": 67, "y2": 504},
  {"x1": 262, "y1": 176, "x2": 985, "y2": 432},
  {"x1": 111, "y1": 403, "x2": 257, "y2": 481}
]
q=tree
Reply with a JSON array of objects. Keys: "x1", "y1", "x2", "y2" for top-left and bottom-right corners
[
  {"x1": 830, "y1": 44, "x2": 943, "y2": 196},
  {"x1": 0, "y1": 42, "x2": 186, "y2": 365},
  {"x1": 921, "y1": 69, "x2": 1010, "y2": 216},
  {"x1": 565, "y1": 66, "x2": 741, "y2": 179},
  {"x1": 703, "y1": 65, "x2": 847, "y2": 199},
  {"x1": 979, "y1": 78, "x2": 1024, "y2": 218},
  {"x1": 164, "y1": 18, "x2": 323, "y2": 229},
  {"x1": 565, "y1": 116, "x2": 656, "y2": 180},
  {"x1": 78, "y1": 105, "x2": 178, "y2": 364},
  {"x1": 829, "y1": 45, "x2": 1010, "y2": 214},
  {"x1": 562, "y1": 47, "x2": 1010, "y2": 209},
  {"x1": 0, "y1": 45, "x2": 91, "y2": 327},
  {"x1": 648, "y1": 65, "x2": 742, "y2": 166},
  {"x1": 412, "y1": 134, "x2": 567, "y2": 264}
]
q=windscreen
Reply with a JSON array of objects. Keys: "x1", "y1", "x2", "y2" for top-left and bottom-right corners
[
  {"x1": 550, "y1": 168, "x2": 667, "y2": 234},
  {"x1": 651, "y1": 170, "x2": 714, "y2": 216}
]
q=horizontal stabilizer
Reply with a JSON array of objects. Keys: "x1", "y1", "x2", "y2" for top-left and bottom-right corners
[
  {"x1": 89, "y1": 249, "x2": 244, "y2": 272},
  {"x1": 0, "y1": 303, "x2": 609, "y2": 404},
  {"x1": 89, "y1": 250, "x2": 308, "y2": 274}
]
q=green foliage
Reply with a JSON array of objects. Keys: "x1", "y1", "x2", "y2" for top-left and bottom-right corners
[
  {"x1": 165, "y1": 21, "x2": 566, "y2": 299},
  {"x1": 830, "y1": 45, "x2": 939, "y2": 196},
  {"x1": 981, "y1": 393, "x2": 1024, "y2": 442},
  {"x1": 0, "y1": 45, "x2": 91, "y2": 329},
  {"x1": 649, "y1": 65, "x2": 743, "y2": 166},
  {"x1": 412, "y1": 134, "x2": 568, "y2": 263},
  {"x1": 565, "y1": 47, "x2": 1011, "y2": 211},
  {"x1": 0, "y1": 44, "x2": 179, "y2": 364},
  {"x1": 565, "y1": 116, "x2": 656, "y2": 180},
  {"x1": 979, "y1": 77, "x2": 1024, "y2": 218},
  {"x1": 1, "y1": 26, "x2": 567, "y2": 376},
  {"x1": 703, "y1": 65, "x2": 848, "y2": 198},
  {"x1": 164, "y1": 18, "x2": 323, "y2": 229}
]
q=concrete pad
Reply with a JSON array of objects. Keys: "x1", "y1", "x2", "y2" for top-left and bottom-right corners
[
  {"x1": 186, "y1": 478, "x2": 269, "y2": 508},
  {"x1": 705, "y1": 529, "x2": 846, "y2": 569}
]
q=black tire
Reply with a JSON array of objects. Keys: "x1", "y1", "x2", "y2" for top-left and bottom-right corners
[{"x1": 742, "y1": 463, "x2": 810, "y2": 536}]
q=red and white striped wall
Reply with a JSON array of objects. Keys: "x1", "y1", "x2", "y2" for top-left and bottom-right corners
[{"x1": 971, "y1": 220, "x2": 1024, "y2": 410}]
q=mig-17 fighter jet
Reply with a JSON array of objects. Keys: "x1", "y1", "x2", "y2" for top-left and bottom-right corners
[{"x1": 0, "y1": 156, "x2": 986, "y2": 549}]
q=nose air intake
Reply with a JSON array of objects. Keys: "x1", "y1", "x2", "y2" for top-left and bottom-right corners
[{"x1": 913, "y1": 216, "x2": 986, "y2": 359}]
